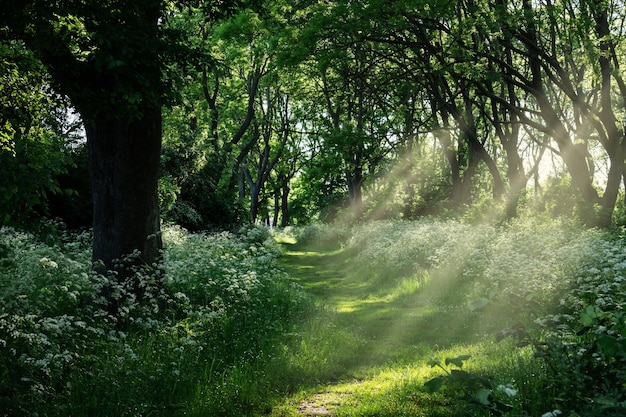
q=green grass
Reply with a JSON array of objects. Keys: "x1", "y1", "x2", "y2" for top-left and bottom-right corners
[
  {"x1": 3, "y1": 219, "x2": 625, "y2": 416},
  {"x1": 266, "y1": 237, "x2": 551, "y2": 417}
]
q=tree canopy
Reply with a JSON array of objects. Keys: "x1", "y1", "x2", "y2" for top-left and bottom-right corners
[{"x1": 3, "y1": 0, "x2": 626, "y2": 254}]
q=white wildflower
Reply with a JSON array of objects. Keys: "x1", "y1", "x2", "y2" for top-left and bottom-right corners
[{"x1": 39, "y1": 257, "x2": 58, "y2": 268}]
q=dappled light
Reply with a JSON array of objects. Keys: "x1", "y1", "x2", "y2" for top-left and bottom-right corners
[
  {"x1": 269, "y1": 217, "x2": 623, "y2": 416},
  {"x1": 1, "y1": 215, "x2": 625, "y2": 415},
  {"x1": 3, "y1": 0, "x2": 626, "y2": 415}
]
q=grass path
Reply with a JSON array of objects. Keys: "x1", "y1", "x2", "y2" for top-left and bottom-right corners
[{"x1": 268, "y1": 239, "x2": 515, "y2": 417}]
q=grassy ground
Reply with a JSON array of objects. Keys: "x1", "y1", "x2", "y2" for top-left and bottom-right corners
[
  {"x1": 2, "y1": 221, "x2": 622, "y2": 415},
  {"x1": 268, "y1": 237, "x2": 548, "y2": 417}
]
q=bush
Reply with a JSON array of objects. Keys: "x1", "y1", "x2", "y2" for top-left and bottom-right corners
[
  {"x1": 332, "y1": 217, "x2": 626, "y2": 414},
  {"x1": 0, "y1": 224, "x2": 312, "y2": 416},
  {"x1": 533, "y1": 231, "x2": 626, "y2": 415}
]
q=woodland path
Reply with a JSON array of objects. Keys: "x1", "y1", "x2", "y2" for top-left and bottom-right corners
[{"x1": 272, "y1": 240, "x2": 496, "y2": 416}]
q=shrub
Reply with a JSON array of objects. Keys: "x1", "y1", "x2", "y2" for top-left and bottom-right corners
[{"x1": 0, "y1": 224, "x2": 313, "y2": 416}]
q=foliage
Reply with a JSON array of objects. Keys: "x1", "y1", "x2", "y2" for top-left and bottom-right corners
[
  {"x1": 311, "y1": 216, "x2": 625, "y2": 415},
  {"x1": 532, "y1": 229, "x2": 626, "y2": 415},
  {"x1": 0, "y1": 40, "x2": 83, "y2": 226},
  {"x1": 341, "y1": 217, "x2": 607, "y2": 311},
  {"x1": 0, "y1": 224, "x2": 313, "y2": 416},
  {"x1": 3, "y1": 215, "x2": 626, "y2": 415},
  {"x1": 425, "y1": 354, "x2": 514, "y2": 416},
  {"x1": 290, "y1": 221, "x2": 353, "y2": 249}
]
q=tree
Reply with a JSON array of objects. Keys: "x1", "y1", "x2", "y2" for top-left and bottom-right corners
[
  {"x1": 161, "y1": 6, "x2": 280, "y2": 228},
  {"x1": 488, "y1": 0, "x2": 626, "y2": 226},
  {"x1": 1, "y1": 1, "x2": 167, "y2": 275},
  {"x1": 0, "y1": 39, "x2": 81, "y2": 225},
  {"x1": 291, "y1": 0, "x2": 399, "y2": 217}
]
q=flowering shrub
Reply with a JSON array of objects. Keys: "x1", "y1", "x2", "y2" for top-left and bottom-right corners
[
  {"x1": 294, "y1": 222, "x2": 353, "y2": 248},
  {"x1": 0, "y1": 224, "x2": 312, "y2": 417},
  {"x1": 343, "y1": 218, "x2": 606, "y2": 310},
  {"x1": 534, "y1": 232, "x2": 626, "y2": 415},
  {"x1": 3, "y1": 217, "x2": 626, "y2": 416},
  {"x1": 338, "y1": 217, "x2": 626, "y2": 415},
  {"x1": 348, "y1": 219, "x2": 497, "y2": 286}
]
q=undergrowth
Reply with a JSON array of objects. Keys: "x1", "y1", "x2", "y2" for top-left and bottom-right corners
[
  {"x1": 1, "y1": 217, "x2": 625, "y2": 416},
  {"x1": 0, "y1": 224, "x2": 314, "y2": 417},
  {"x1": 292, "y1": 218, "x2": 626, "y2": 416}
]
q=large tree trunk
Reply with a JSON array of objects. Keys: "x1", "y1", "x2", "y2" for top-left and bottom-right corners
[
  {"x1": 85, "y1": 107, "x2": 163, "y2": 272},
  {"x1": 249, "y1": 182, "x2": 261, "y2": 222},
  {"x1": 592, "y1": 3, "x2": 626, "y2": 228},
  {"x1": 436, "y1": 128, "x2": 462, "y2": 206}
]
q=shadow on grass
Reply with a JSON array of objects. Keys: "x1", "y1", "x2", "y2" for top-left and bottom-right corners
[
  {"x1": 264, "y1": 238, "x2": 551, "y2": 417},
  {"x1": 281, "y1": 240, "x2": 513, "y2": 359}
]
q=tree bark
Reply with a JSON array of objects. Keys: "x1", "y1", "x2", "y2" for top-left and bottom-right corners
[
  {"x1": 85, "y1": 107, "x2": 163, "y2": 272},
  {"x1": 280, "y1": 180, "x2": 290, "y2": 227},
  {"x1": 1, "y1": 1, "x2": 166, "y2": 274}
]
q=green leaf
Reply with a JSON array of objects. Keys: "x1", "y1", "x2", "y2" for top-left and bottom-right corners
[
  {"x1": 594, "y1": 396, "x2": 619, "y2": 406},
  {"x1": 424, "y1": 376, "x2": 445, "y2": 393},
  {"x1": 445, "y1": 355, "x2": 471, "y2": 368},
  {"x1": 596, "y1": 335, "x2": 620, "y2": 357},
  {"x1": 580, "y1": 305, "x2": 598, "y2": 326},
  {"x1": 450, "y1": 369, "x2": 473, "y2": 383},
  {"x1": 427, "y1": 356, "x2": 442, "y2": 368},
  {"x1": 474, "y1": 388, "x2": 492, "y2": 405}
]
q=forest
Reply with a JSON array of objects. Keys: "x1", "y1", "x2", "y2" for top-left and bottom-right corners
[{"x1": 1, "y1": 0, "x2": 626, "y2": 416}]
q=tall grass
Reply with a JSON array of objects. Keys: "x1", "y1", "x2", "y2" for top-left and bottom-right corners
[
  {"x1": 2, "y1": 216, "x2": 626, "y2": 416},
  {"x1": 0, "y1": 224, "x2": 314, "y2": 417}
]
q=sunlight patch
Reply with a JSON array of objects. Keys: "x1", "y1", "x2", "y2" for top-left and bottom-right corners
[{"x1": 298, "y1": 392, "x2": 349, "y2": 416}]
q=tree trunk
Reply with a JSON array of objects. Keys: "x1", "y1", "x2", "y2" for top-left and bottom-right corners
[
  {"x1": 272, "y1": 190, "x2": 280, "y2": 227},
  {"x1": 249, "y1": 182, "x2": 260, "y2": 222},
  {"x1": 85, "y1": 107, "x2": 163, "y2": 272},
  {"x1": 346, "y1": 169, "x2": 364, "y2": 215},
  {"x1": 522, "y1": 0, "x2": 599, "y2": 208},
  {"x1": 436, "y1": 128, "x2": 462, "y2": 206},
  {"x1": 280, "y1": 181, "x2": 290, "y2": 227},
  {"x1": 592, "y1": 2, "x2": 626, "y2": 227}
]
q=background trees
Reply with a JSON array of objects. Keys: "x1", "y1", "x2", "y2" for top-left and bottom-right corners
[
  {"x1": 0, "y1": 40, "x2": 84, "y2": 226},
  {"x1": 3, "y1": 0, "x2": 626, "y2": 239}
]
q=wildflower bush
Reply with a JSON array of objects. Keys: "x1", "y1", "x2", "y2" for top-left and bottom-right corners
[
  {"x1": 347, "y1": 219, "x2": 497, "y2": 288},
  {"x1": 0, "y1": 224, "x2": 313, "y2": 417},
  {"x1": 343, "y1": 217, "x2": 607, "y2": 309},
  {"x1": 291, "y1": 222, "x2": 353, "y2": 250},
  {"x1": 3, "y1": 216, "x2": 626, "y2": 416},
  {"x1": 336, "y1": 217, "x2": 626, "y2": 416},
  {"x1": 535, "y1": 232, "x2": 626, "y2": 415}
]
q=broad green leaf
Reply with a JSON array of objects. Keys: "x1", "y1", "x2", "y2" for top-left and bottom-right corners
[
  {"x1": 596, "y1": 335, "x2": 620, "y2": 357},
  {"x1": 424, "y1": 376, "x2": 445, "y2": 393},
  {"x1": 450, "y1": 369, "x2": 472, "y2": 382},
  {"x1": 474, "y1": 388, "x2": 492, "y2": 406},
  {"x1": 445, "y1": 355, "x2": 471, "y2": 368},
  {"x1": 594, "y1": 396, "x2": 619, "y2": 406},
  {"x1": 580, "y1": 305, "x2": 598, "y2": 326},
  {"x1": 427, "y1": 356, "x2": 441, "y2": 368}
]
